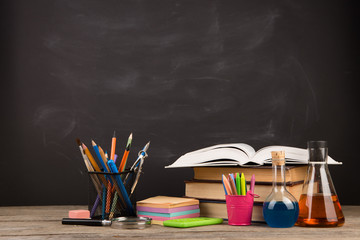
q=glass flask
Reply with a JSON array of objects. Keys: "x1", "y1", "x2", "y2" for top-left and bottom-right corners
[
  {"x1": 297, "y1": 141, "x2": 345, "y2": 227},
  {"x1": 263, "y1": 151, "x2": 299, "y2": 228}
]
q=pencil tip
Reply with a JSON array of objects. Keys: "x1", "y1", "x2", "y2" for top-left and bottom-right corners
[
  {"x1": 113, "y1": 131, "x2": 116, "y2": 138},
  {"x1": 91, "y1": 140, "x2": 96, "y2": 146},
  {"x1": 76, "y1": 138, "x2": 81, "y2": 146},
  {"x1": 129, "y1": 133, "x2": 133, "y2": 139}
]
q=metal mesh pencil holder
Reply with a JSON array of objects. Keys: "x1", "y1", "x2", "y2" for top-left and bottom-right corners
[{"x1": 88, "y1": 169, "x2": 137, "y2": 220}]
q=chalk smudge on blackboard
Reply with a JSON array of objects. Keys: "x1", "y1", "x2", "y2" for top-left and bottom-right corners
[{"x1": 33, "y1": 105, "x2": 77, "y2": 142}]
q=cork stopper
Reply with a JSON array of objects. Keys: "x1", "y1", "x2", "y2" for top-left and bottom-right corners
[{"x1": 271, "y1": 151, "x2": 285, "y2": 166}]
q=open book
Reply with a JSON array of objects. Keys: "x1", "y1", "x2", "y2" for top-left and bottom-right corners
[{"x1": 165, "y1": 143, "x2": 341, "y2": 168}]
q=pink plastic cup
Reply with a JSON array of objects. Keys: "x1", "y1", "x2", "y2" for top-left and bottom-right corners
[{"x1": 226, "y1": 191, "x2": 256, "y2": 226}]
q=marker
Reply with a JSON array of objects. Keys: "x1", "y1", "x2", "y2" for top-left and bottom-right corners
[
  {"x1": 228, "y1": 174, "x2": 237, "y2": 195},
  {"x1": 250, "y1": 174, "x2": 255, "y2": 193},
  {"x1": 236, "y1": 172, "x2": 241, "y2": 195},
  {"x1": 240, "y1": 172, "x2": 246, "y2": 196}
]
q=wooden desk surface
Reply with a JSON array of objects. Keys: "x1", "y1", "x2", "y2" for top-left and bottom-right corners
[{"x1": 0, "y1": 205, "x2": 359, "y2": 239}]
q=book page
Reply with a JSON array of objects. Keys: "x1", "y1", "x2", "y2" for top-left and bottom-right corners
[
  {"x1": 253, "y1": 146, "x2": 341, "y2": 165},
  {"x1": 182, "y1": 143, "x2": 255, "y2": 157},
  {"x1": 165, "y1": 147, "x2": 251, "y2": 168}
]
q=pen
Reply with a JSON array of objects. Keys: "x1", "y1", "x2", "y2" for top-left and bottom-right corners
[{"x1": 62, "y1": 218, "x2": 111, "y2": 226}]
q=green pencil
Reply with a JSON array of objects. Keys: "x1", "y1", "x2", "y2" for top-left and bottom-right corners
[{"x1": 236, "y1": 172, "x2": 241, "y2": 195}]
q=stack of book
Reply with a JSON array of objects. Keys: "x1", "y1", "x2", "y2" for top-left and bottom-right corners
[
  {"x1": 185, "y1": 165, "x2": 307, "y2": 222},
  {"x1": 136, "y1": 196, "x2": 200, "y2": 225},
  {"x1": 166, "y1": 143, "x2": 340, "y2": 222}
]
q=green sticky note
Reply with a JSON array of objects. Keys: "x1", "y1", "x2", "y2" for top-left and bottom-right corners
[{"x1": 163, "y1": 217, "x2": 223, "y2": 228}]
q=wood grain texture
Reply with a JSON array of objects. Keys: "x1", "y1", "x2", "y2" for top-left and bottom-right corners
[{"x1": 0, "y1": 205, "x2": 359, "y2": 239}]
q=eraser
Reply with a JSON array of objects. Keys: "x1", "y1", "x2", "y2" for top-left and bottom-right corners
[{"x1": 68, "y1": 210, "x2": 90, "y2": 219}]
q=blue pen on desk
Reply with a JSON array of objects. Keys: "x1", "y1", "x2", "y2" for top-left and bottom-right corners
[{"x1": 107, "y1": 159, "x2": 135, "y2": 215}]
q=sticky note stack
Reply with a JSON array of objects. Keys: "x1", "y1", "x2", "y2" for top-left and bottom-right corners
[{"x1": 136, "y1": 196, "x2": 200, "y2": 225}]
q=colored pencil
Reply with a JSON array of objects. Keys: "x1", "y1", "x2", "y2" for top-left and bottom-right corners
[
  {"x1": 222, "y1": 174, "x2": 232, "y2": 195},
  {"x1": 76, "y1": 139, "x2": 102, "y2": 195},
  {"x1": 110, "y1": 134, "x2": 133, "y2": 219},
  {"x1": 108, "y1": 159, "x2": 135, "y2": 215},
  {"x1": 119, "y1": 133, "x2": 133, "y2": 172},
  {"x1": 82, "y1": 143, "x2": 107, "y2": 186},
  {"x1": 228, "y1": 174, "x2": 237, "y2": 195},
  {"x1": 110, "y1": 131, "x2": 116, "y2": 161},
  {"x1": 99, "y1": 143, "x2": 115, "y2": 214},
  {"x1": 91, "y1": 140, "x2": 109, "y2": 172}
]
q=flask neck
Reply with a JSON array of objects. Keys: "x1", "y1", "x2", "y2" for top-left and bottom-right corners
[
  {"x1": 308, "y1": 146, "x2": 328, "y2": 163},
  {"x1": 272, "y1": 164, "x2": 286, "y2": 190}
]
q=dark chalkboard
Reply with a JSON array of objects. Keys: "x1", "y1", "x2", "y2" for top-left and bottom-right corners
[{"x1": 1, "y1": 0, "x2": 359, "y2": 205}]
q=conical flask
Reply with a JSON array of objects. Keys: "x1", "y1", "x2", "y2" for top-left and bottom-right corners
[{"x1": 297, "y1": 141, "x2": 345, "y2": 227}]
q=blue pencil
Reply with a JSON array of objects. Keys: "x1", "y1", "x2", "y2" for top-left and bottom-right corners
[
  {"x1": 91, "y1": 140, "x2": 108, "y2": 172},
  {"x1": 222, "y1": 175, "x2": 228, "y2": 195},
  {"x1": 107, "y1": 160, "x2": 135, "y2": 215}
]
